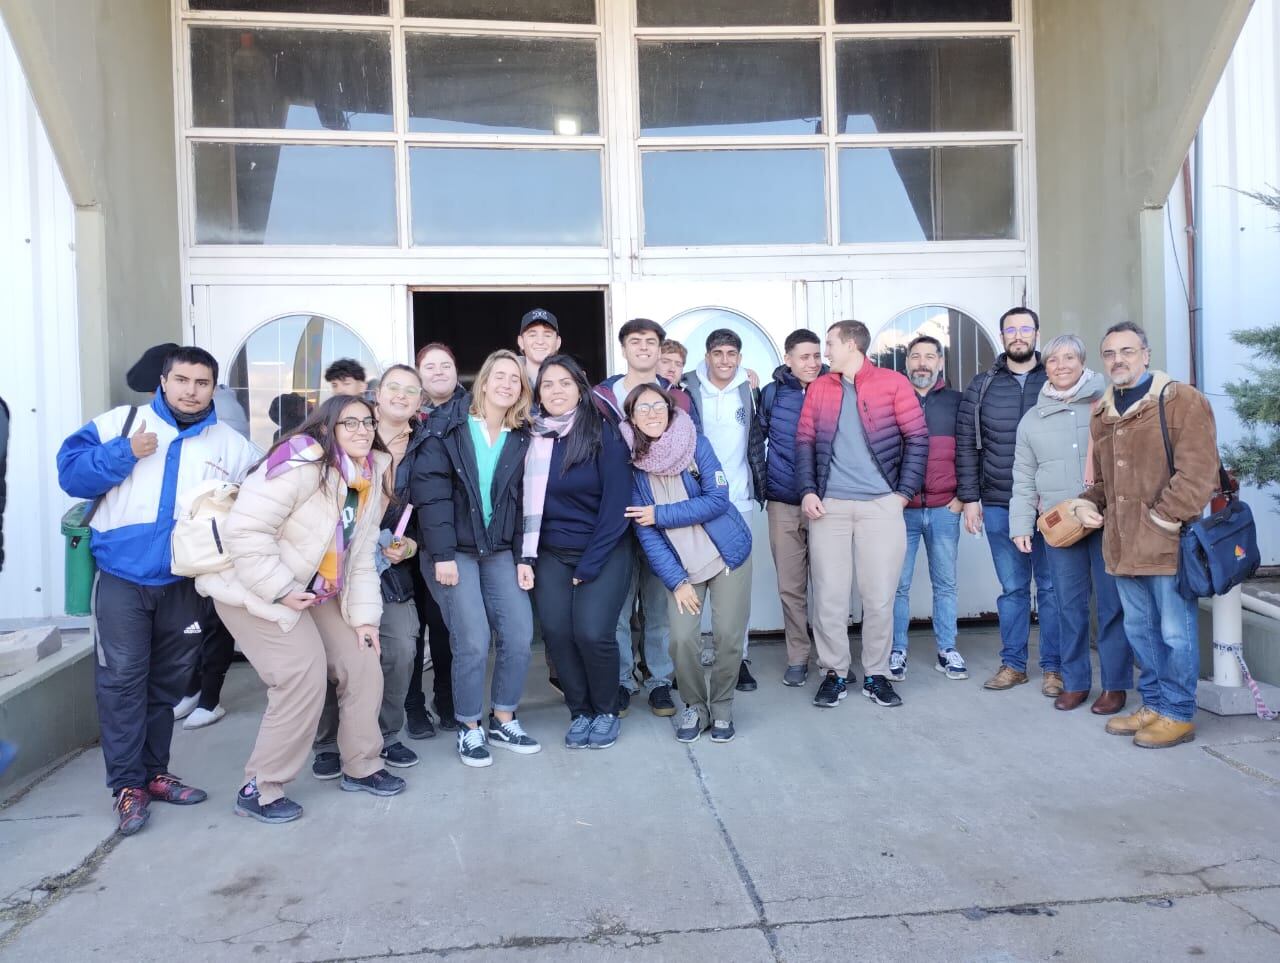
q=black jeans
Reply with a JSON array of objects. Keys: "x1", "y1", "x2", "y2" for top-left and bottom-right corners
[
  {"x1": 184, "y1": 598, "x2": 237, "y2": 710},
  {"x1": 533, "y1": 541, "x2": 633, "y2": 718},
  {"x1": 405, "y1": 561, "x2": 453, "y2": 716}
]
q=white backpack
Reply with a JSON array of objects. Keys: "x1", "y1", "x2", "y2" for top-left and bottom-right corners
[{"x1": 171, "y1": 480, "x2": 239, "y2": 577}]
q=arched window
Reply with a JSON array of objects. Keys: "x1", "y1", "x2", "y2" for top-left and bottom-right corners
[
  {"x1": 226, "y1": 313, "x2": 381, "y2": 450},
  {"x1": 869, "y1": 305, "x2": 996, "y2": 390},
  {"x1": 663, "y1": 306, "x2": 782, "y2": 380}
]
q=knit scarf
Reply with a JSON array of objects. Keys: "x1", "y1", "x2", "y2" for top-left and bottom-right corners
[
  {"x1": 1041, "y1": 368, "x2": 1099, "y2": 403},
  {"x1": 619, "y1": 408, "x2": 697, "y2": 476},
  {"x1": 266, "y1": 435, "x2": 373, "y2": 597},
  {"x1": 521, "y1": 408, "x2": 578, "y2": 560}
]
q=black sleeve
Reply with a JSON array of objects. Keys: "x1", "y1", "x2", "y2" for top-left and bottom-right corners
[
  {"x1": 955, "y1": 374, "x2": 983, "y2": 503},
  {"x1": 410, "y1": 434, "x2": 458, "y2": 563}
]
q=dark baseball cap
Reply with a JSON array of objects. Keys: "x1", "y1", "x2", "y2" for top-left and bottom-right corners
[{"x1": 519, "y1": 308, "x2": 559, "y2": 334}]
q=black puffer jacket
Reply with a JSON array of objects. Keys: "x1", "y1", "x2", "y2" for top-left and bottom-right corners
[
  {"x1": 379, "y1": 419, "x2": 430, "y2": 604},
  {"x1": 955, "y1": 353, "x2": 1047, "y2": 507}
]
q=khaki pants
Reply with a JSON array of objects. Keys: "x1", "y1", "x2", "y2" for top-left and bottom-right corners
[
  {"x1": 216, "y1": 600, "x2": 384, "y2": 804},
  {"x1": 767, "y1": 501, "x2": 813, "y2": 667},
  {"x1": 668, "y1": 557, "x2": 753, "y2": 726},
  {"x1": 808, "y1": 494, "x2": 906, "y2": 679}
]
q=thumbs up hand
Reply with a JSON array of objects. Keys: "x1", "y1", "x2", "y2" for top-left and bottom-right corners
[{"x1": 130, "y1": 419, "x2": 159, "y2": 459}]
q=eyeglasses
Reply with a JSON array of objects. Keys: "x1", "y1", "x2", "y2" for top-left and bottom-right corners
[
  {"x1": 1002, "y1": 325, "x2": 1037, "y2": 337},
  {"x1": 337, "y1": 417, "x2": 377, "y2": 432},
  {"x1": 1101, "y1": 347, "x2": 1144, "y2": 362},
  {"x1": 633, "y1": 401, "x2": 670, "y2": 416},
  {"x1": 383, "y1": 382, "x2": 422, "y2": 398}
]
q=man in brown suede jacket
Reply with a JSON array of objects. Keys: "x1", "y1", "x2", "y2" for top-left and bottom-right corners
[{"x1": 1066, "y1": 322, "x2": 1219, "y2": 749}]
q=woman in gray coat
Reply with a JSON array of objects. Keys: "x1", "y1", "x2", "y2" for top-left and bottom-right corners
[{"x1": 1010, "y1": 334, "x2": 1133, "y2": 714}]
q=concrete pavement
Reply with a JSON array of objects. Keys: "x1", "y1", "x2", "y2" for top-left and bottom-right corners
[{"x1": 2, "y1": 627, "x2": 1279, "y2": 961}]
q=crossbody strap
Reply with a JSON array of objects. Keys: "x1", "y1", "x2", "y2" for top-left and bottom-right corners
[{"x1": 81, "y1": 406, "x2": 138, "y2": 527}]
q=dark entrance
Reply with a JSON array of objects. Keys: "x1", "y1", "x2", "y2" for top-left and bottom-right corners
[{"x1": 412, "y1": 289, "x2": 608, "y2": 386}]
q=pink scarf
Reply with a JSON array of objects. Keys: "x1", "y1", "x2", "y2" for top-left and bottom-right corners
[
  {"x1": 521, "y1": 409, "x2": 577, "y2": 560},
  {"x1": 619, "y1": 408, "x2": 697, "y2": 476}
]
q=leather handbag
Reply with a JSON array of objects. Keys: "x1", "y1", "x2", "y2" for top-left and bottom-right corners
[{"x1": 1036, "y1": 499, "x2": 1089, "y2": 549}]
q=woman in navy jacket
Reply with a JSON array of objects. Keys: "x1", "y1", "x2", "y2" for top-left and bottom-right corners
[{"x1": 620, "y1": 385, "x2": 752, "y2": 746}]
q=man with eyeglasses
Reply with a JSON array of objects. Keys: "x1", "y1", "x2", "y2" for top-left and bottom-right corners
[
  {"x1": 956, "y1": 307, "x2": 1063, "y2": 694},
  {"x1": 1066, "y1": 322, "x2": 1218, "y2": 748}
]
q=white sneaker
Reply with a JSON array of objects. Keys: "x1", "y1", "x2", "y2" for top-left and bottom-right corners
[
  {"x1": 935, "y1": 649, "x2": 969, "y2": 680},
  {"x1": 183, "y1": 705, "x2": 226, "y2": 729},
  {"x1": 889, "y1": 650, "x2": 908, "y2": 682},
  {"x1": 172, "y1": 694, "x2": 199, "y2": 720}
]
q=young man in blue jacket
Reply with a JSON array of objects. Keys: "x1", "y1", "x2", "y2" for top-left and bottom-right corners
[{"x1": 57, "y1": 347, "x2": 258, "y2": 836}]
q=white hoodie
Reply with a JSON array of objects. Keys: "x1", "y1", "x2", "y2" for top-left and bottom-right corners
[{"x1": 694, "y1": 361, "x2": 753, "y2": 515}]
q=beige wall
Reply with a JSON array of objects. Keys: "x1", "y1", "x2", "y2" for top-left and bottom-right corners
[
  {"x1": 0, "y1": 0, "x2": 179, "y2": 414},
  {"x1": 1032, "y1": 0, "x2": 1252, "y2": 363}
]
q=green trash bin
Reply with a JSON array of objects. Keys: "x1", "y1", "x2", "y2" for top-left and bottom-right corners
[{"x1": 61, "y1": 501, "x2": 97, "y2": 617}]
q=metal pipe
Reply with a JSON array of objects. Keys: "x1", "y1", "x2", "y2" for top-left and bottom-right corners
[{"x1": 1242, "y1": 588, "x2": 1280, "y2": 622}]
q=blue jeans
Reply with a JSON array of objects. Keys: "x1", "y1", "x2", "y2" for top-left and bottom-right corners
[
  {"x1": 892, "y1": 506, "x2": 960, "y2": 653},
  {"x1": 1045, "y1": 530, "x2": 1134, "y2": 692},
  {"x1": 616, "y1": 541, "x2": 674, "y2": 693},
  {"x1": 984, "y1": 505, "x2": 1061, "y2": 674},
  {"x1": 1113, "y1": 574, "x2": 1200, "y2": 722}
]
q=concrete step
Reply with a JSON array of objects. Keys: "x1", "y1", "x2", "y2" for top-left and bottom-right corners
[{"x1": 0, "y1": 626, "x2": 62, "y2": 677}]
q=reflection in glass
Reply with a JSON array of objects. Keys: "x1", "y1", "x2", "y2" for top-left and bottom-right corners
[
  {"x1": 642, "y1": 150, "x2": 825, "y2": 246},
  {"x1": 837, "y1": 38, "x2": 1012, "y2": 134},
  {"x1": 637, "y1": 0, "x2": 818, "y2": 26},
  {"x1": 226, "y1": 314, "x2": 381, "y2": 452},
  {"x1": 405, "y1": 0, "x2": 595, "y2": 23},
  {"x1": 406, "y1": 35, "x2": 598, "y2": 135},
  {"x1": 638, "y1": 41, "x2": 822, "y2": 136},
  {"x1": 868, "y1": 305, "x2": 996, "y2": 390},
  {"x1": 665, "y1": 307, "x2": 782, "y2": 381},
  {"x1": 194, "y1": 143, "x2": 397, "y2": 245},
  {"x1": 191, "y1": 27, "x2": 393, "y2": 131},
  {"x1": 410, "y1": 148, "x2": 603, "y2": 245},
  {"x1": 191, "y1": 0, "x2": 389, "y2": 12},
  {"x1": 834, "y1": 0, "x2": 1011, "y2": 22},
  {"x1": 839, "y1": 146, "x2": 1015, "y2": 242}
]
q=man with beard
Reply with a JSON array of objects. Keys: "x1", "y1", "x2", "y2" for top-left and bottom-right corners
[
  {"x1": 956, "y1": 308, "x2": 1062, "y2": 694},
  {"x1": 890, "y1": 335, "x2": 967, "y2": 682}
]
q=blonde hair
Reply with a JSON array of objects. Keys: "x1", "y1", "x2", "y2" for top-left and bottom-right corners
[{"x1": 469, "y1": 349, "x2": 532, "y2": 429}]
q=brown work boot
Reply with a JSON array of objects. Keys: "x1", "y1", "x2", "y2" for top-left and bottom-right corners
[
  {"x1": 1041, "y1": 671, "x2": 1064, "y2": 697},
  {"x1": 1104, "y1": 705, "x2": 1159, "y2": 736},
  {"x1": 1054, "y1": 690, "x2": 1089, "y2": 711},
  {"x1": 983, "y1": 665, "x2": 1029, "y2": 690},
  {"x1": 1133, "y1": 715, "x2": 1196, "y2": 749},
  {"x1": 1090, "y1": 690, "x2": 1127, "y2": 715}
]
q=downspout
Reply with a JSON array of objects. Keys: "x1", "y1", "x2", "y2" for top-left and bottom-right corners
[{"x1": 1190, "y1": 131, "x2": 1205, "y2": 385}]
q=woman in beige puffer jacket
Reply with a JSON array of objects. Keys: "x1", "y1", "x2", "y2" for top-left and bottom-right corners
[{"x1": 198, "y1": 395, "x2": 404, "y2": 823}]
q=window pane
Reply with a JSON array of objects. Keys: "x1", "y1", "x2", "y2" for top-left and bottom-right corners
[
  {"x1": 665, "y1": 308, "x2": 782, "y2": 377},
  {"x1": 642, "y1": 150, "x2": 825, "y2": 246},
  {"x1": 406, "y1": 35, "x2": 598, "y2": 135},
  {"x1": 837, "y1": 38, "x2": 1012, "y2": 133},
  {"x1": 839, "y1": 145, "x2": 1016, "y2": 242},
  {"x1": 404, "y1": 0, "x2": 595, "y2": 23},
  {"x1": 637, "y1": 0, "x2": 818, "y2": 27},
  {"x1": 191, "y1": 28, "x2": 392, "y2": 132},
  {"x1": 410, "y1": 148, "x2": 602, "y2": 245},
  {"x1": 639, "y1": 41, "x2": 822, "y2": 136},
  {"x1": 190, "y1": 1, "x2": 388, "y2": 13},
  {"x1": 868, "y1": 306, "x2": 996, "y2": 389},
  {"x1": 834, "y1": 0, "x2": 1011, "y2": 22},
  {"x1": 194, "y1": 143, "x2": 396, "y2": 245}
]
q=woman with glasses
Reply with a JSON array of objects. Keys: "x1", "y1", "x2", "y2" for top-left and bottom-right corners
[
  {"x1": 620, "y1": 385, "x2": 752, "y2": 745},
  {"x1": 412, "y1": 349, "x2": 541, "y2": 768},
  {"x1": 199, "y1": 395, "x2": 405, "y2": 824},
  {"x1": 522, "y1": 355, "x2": 634, "y2": 750}
]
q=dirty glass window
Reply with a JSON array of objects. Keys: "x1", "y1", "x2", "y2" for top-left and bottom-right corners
[
  {"x1": 834, "y1": 0, "x2": 1011, "y2": 22},
  {"x1": 404, "y1": 0, "x2": 595, "y2": 23},
  {"x1": 636, "y1": 0, "x2": 818, "y2": 26},
  {"x1": 868, "y1": 306, "x2": 996, "y2": 389},
  {"x1": 190, "y1": 1, "x2": 390, "y2": 14}
]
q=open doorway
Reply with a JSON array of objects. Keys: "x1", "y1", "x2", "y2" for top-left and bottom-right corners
[{"x1": 412, "y1": 289, "x2": 608, "y2": 385}]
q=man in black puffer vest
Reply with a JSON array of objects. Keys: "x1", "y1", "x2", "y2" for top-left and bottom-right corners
[{"x1": 956, "y1": 307, "x2": 1062, "y2": 694}]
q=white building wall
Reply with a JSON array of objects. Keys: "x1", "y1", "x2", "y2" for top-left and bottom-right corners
[{"x1": 0, "y1": 20, "x2": 82, "y2": 625}]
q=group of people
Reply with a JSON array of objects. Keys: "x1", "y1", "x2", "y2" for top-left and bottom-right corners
[{"x1": 55, "y1": 303, "x2": 1221, "y2": 837}]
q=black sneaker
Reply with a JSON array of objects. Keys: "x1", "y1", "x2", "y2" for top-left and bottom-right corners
[
  {"x1": 311, "y1": 751, "x2": 341, "y2": 780},
  {"x1": 234, "y1": 780, "x2": 302, "y2": 824},
  {"x1": 113, "y1": 787, "x2": 150, "y2": 836},
  {"x1": 617, "y1": 686, "x2": 632, "y2": 718},
  {"x1": 675, "y1": 707, "x2": 706, "y2": 744},
  {"x1": 380, "y1": 742, "x2": 419, "y2": 768},
  {"x1": 648, "y1": 684, "x2": 676, "y2": 717},
  {"x1": 863, "y1": 675, "x2": 904, "y2": 707},
  {"x1": 457, "y1": 726, "x2": 491, "y2": 768},
  {"x1": 341, "y1": 769, "x2": 406, "y2": 797},
  {"x1": 710, "y1": 720, "x2": 736, "y2": 743},
  {"x1": 405, "y1": 705, "x2": 436, "y2": 740},
  {"x1": 812, "y1": 671, "x2": 848, "y2": 708},
  {"x1": 736, "y1": 659, "x2": 758, "y2": 692},
  {"x1": 433, "y1": 701, "x2": 458, "y2": 732},
  {"x1": 486, "y1": 714, "x2": 542, "y2": 754}
]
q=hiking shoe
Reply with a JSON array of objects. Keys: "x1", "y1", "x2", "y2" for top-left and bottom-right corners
[
  {"x1": 588, "y1": 714, "x2": 620, "y2": 749},
  {"x1": 710, "y1": 720, "x2": 736, "y2": 744},
  {"x1": 737, "y1": 660, "x2": 758, "y2": 692},
  {"x1": 565, "y1": 715, "x2": 593, "y2": 749},
  {"x1": 648, "y1": 684, "x2": 676, "y2": 717},
  {"x1": 813, "y1": 671, "x2": 847, "y2": 708},
  {"x1": 182, "y1": 705, "x2": 226, "y2": 730},
  {"x1": 457, "y1": 727, "x2": 492, "y2": 768},
  {"x1": 234, "y1": 780, "x2": 302, "y2": 824},
  {"x1": 487, "y1": 715, "x2": 542, "y2": 755},
  {"x1": 341, "y1": 769, "x2": 406, "y2": 797},
  {"x1": 984, "y1": 665, "x2": 1029, "y2": 690},
  {"x1": 380, "y1": 742, "x2": 419, "y2": 768},
  {"x1": 405, "y1": 705, "x2": 436, "y2": 740},
  {"x1": 782, "y1": 664, "x2": 808, "y2": 687},
  {"x1": 113, "y1": 787, "x2": 150, "y2": 836},
  {"x1": 172, "y1": 693, "x2": 198, "y2": 720},
  {"x1": 617, "y1": 686, "x2": 632, "y2": 718},
  {"x1": 935, "y1": 649, "x2": 968, "y2": 680},
  {"x1": 145, "y1": 773, "x2": 207, "y2": 805},
  {"x1": 433, "y1": 701, "x2": 459, "y2": 732},
  {"x1": 675, "y1": 707, "x2": 706, "y2": 744},
  {"x1": 889, "y1": 650, "x2": 907, "y2": 682},
  {"x1": 312, "y1": 751, "x2": 341, "y2": 780},
  {"x1": 863, "y1": 675, "x2": 903, "y2": 707}
]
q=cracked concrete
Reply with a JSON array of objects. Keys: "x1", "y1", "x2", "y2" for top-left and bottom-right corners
[{"x1": 2, "y1": 627, "x2": 1279, "y2": 960}]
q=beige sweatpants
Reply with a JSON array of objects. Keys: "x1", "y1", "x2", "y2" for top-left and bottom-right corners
[
  {"x1": 215, "y1": 600, "x2": 384, "y2": 804},
  {"x1": 807, "y1": 494, "x2": 907, "y2": 679},
  {"x1": 767, "y1": 500, "x2": 813, "y2": 667}
]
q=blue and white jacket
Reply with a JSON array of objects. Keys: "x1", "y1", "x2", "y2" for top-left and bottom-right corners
[{"x1": 57, "y1": 395, "x2": 259, "y2": 586}]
